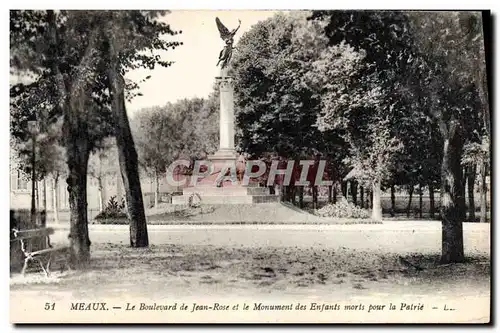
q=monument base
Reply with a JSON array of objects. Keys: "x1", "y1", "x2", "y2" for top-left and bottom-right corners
[
  {"x1": 208, "y1": 148, "x2": 238, "y2": 162},
  {"x1": 171, "y1": 183, "x2": 279, "y2": 205},
  {"x1": 172, "y1": 151, "x2": 279, "y2": 205}
]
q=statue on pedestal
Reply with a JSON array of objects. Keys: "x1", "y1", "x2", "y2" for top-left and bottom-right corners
[{"x1": 215, "y1": 17, "x2": 241, "y2": 69}]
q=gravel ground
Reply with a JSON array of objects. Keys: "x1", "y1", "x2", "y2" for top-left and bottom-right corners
[
  {"x1": 11, "y1": 222, "x2": 490, "y2": 299},
  {"x1": 10, "y1": 222, "x2": 490, "y2": 323}
]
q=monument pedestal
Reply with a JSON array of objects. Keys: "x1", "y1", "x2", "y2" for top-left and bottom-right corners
[{"x1": 172, "y1": 71, "x2": 279, "y2": 205}]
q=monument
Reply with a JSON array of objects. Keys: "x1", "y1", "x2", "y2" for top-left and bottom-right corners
[
  {"x1": 209, "y1": 17, "x2": 239, "y2": 165},
  {"x1": 171, "y1": 17, "x2": 278, "y2": 205}
]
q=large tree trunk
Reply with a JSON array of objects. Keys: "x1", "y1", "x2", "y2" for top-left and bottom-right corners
[
  {"x1": 440, "y1": 125, "x2": 465, "y2": 264},
  {"x1": 390, "y1": 185, "x2": 396, "y2": 217},
  {"x1": 429, "y1": 183, "x2": 435, "y2": 219},
  {"x1": 52, "y1": 176, "x2": 60, "y2": 224},
  {"x1": 406, "y1": 185, "x2": 414, "y2": 218},
  {"x1": 65, "y1": 130, "x2": 92, "y2": 269},
  {"x1": 479, "y1": 161, "x2": 487, "y2": 222},
  {"x1": 327, "y1": 185, "x2": 332, "y2": 203},
  {"x1": 467, "y1": 165, "x2": 476, "y2": 222},
  {"x1": 108, "y1": 63, "x2": 149, "y2": 248},
  {"x1": 372, "y1": 180, "x2": 382, "y2": 222}
]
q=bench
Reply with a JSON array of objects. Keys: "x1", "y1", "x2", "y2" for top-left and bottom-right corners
[{"x1": 11, "y1": 227, "x2": 70, "y2": 277}]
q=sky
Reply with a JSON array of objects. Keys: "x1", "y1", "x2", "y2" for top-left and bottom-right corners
[{"x1": 125, "y1": 10, "x2": 284, "y2": 115}]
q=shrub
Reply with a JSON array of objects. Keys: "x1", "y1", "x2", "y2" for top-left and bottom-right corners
[
  {"x1": 316, "y1": 198, "x2": 370, "y2": 219},
  {"x1": 95, "y1": 196, "x2": 128, "y2": 220}
]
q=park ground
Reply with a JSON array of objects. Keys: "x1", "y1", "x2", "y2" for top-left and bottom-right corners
[{"x1": 10, "y1": 221, "x2": 490, "y2": 323}]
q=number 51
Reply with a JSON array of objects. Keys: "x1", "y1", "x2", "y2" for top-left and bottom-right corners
[{"x1": 44, "y1": 303, "x2": 55, "y2": 310}]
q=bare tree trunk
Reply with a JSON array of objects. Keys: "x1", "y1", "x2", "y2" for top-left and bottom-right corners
[
  {"x1": 359, "y1": 186, "x2": 364, "y2": 208},
  {"x1": 268, "y1": 186, "x2": 275, "y2": 195},
  {"x1": 372, "y1": 180, "x2": 382, "y2": 222},
  {"x1": 460, "y1": 167, "x2": 467, "y2": 221},
  {"x1": 419, "y1": 184, "x2": 423, "y2": 219},
  {"x1": 154, "y1": 172, "x2": 160, "y2": 207},
  {"x1": 351, "y1": 181, "x2": 358, "y2": 206},
  {"x1": 298, "y1": 186, "x2": 304, "y2": 208},
  {"x1": 479, "y1": 161, "x2": 487, "y2": 222},
  {"x1": 429, "y1": 183, "x2": 435, "y2": 219},
  {"x1": 440, "y1": 126, "x2": 465, "y2": 264},
  {"x1": 35, "y1": 180, "x2": 39, "y2": 212},
  {"x1": 52, "y1": 176, "x2": 60, "y2": 224},
  {"x1": 333, "y1": 184, "x2": 337, "y2": 204},
  {"x1": 30, "y1": 133, "x2": 36, "y2": 227},
  {"x1": 97, "y1": 177, "x2": 104, "y2": 212},
  {"x1": 290, "y1": 185, "x2": 297, "y2": 205},
  {"x1": 406, "y1": 185, "x2": 414, "y2": 218},
  {"x1": 328, "y1": 185, "x2": 332, "y2": 203},
  {"x1": 467, "y1": 165, "x2": 476, "y2": 222},
  {"x1": 312, "y1": 186, "x2": 318, "y2": 210},
  {"x1": 341, "y1": 181, "x2": 347, "y2": 198},
  {"x1": 43, "y1": 178, "x2": 47, "y2": 212},
  {"x1": 390, "y1": 185, "x2": 396, "y2": 217}
]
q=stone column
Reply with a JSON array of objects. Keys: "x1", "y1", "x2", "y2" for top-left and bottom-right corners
[
  {"x1": 219, "y1": 76, "x2": 234, "y2": 151},
  {"x1": 209, "y1": 70, "x2": 237, "y2": 161}
]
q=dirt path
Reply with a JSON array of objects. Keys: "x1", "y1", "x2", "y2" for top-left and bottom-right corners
[{"x1": 10, "y1": 223, "x2": 490, "y2": 323}]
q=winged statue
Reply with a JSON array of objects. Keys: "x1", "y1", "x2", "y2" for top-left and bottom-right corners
[{"x1": 215, "y1": 17, "x2": 241, "y2": 69}]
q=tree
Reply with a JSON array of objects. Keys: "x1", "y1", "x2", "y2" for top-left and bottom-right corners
[
  {"x1": 310, "y1": 11, "x2": 416, "y2": 222},
  {"x1": 132, "y1": 106, "x2": 179, "y2": 206},
  {"x1": 408, "y1": 11, "x2": 489, "y2": 263},
  {"x1": 462, "y1": 137, "x2": 490, "y2": 222},
  {"x1": 88, "y1": 139, "x2": 119, "y2": 211},
  {"x1": 230, "y1": 12, "x2": 348, "y2": 204},
  {"x1": 11, "y1": 10, "x2": 103, "y2": 267},
  {"x1": 101, "y1": 11, "x2": 183, "y2": 247},
  {"x1": 10, "y1": 10, "x2": 182, "y2": 265},
  {"x1": 132, "y1": 96, "x2": 219, "y2": 204},
  {"x1": 171, "y1": 97, "x2": 218, "y2": 160},
  {"x1": 343, "y1": 120, "x2": 403, "y2": 222}
]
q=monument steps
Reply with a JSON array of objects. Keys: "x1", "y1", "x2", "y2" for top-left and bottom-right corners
[{"x1": 171, "y1": 194, "x2": 279, "y2": 205}]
